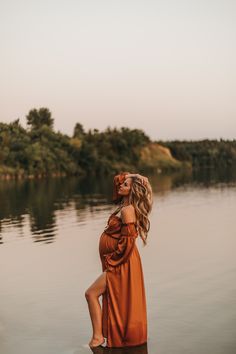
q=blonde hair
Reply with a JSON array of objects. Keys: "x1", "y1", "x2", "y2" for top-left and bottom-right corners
[{"x1": 115, "y1": 177, "x2": 153, "y2": 245}]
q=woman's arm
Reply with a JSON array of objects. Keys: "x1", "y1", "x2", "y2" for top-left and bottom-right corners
[
  {"x1": 102, "y1": 207, "x2": 137, "y2": 271},
  {"x1": 103, "y1": 233, "x2": 136, "y2": 270}
]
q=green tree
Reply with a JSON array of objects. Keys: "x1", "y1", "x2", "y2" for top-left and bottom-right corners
[
  {"x1": 26, "y1": 108, "x2": 54, "y2": 130},
  {"x1": 73, "y1": 122, "x2": 85, "y2": 139}
]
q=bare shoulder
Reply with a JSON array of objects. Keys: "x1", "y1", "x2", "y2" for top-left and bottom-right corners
[{"x1": 121, "y1": 205, "x2": 136, "y2": 223}]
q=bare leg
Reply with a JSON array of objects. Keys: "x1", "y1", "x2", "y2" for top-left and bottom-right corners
[{"x1": 85, "y1": 271, "x2": 107, "y2": 347}]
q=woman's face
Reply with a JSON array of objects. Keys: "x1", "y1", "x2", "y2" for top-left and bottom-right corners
[{"x1": 118, "y1": 177, "x2": 132, "y2": 196}]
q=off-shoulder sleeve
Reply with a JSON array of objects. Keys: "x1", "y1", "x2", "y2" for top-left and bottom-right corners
[{"x1": 103, "y1": 223, "x2": 138, "y2": 271}]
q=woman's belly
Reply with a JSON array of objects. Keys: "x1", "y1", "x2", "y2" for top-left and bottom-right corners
[
  {"x1": 99, "y1": 231, "x2": 141, "y2": 273},
  {"x1": 99, "y1": 232, "x2": 119, "y2": 258}
]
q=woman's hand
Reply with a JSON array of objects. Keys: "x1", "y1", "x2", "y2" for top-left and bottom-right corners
[{"x1": 125, "y1": 173, "x2": 149, "y2": 186}]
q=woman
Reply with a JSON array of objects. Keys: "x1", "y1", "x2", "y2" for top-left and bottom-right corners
[{"x1": 85, "y1": 171, "x2": 153, "y2": 348}]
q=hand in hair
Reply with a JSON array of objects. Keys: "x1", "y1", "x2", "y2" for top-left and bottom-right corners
[{"x1": 125, "y1": 173, "x2": 149, "y2": 186}]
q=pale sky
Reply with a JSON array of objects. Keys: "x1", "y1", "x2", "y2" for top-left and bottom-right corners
[{"x1": 1, "y1": 0, "x2": 235, "y2": 140}]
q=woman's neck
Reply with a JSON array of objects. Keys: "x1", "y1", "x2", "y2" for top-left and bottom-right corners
[{"x1": 122, "y1": 196, "x2": 130, "y2": 206}]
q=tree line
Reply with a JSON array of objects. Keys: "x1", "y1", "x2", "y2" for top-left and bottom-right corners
[{"x1": 0, "y1": 108, "x2": 235, "y2": 179}]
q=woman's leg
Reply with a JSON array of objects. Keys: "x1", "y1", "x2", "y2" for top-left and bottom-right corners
[{"x1": 85, "y1": 271, "x2": 107, "y2": 347}]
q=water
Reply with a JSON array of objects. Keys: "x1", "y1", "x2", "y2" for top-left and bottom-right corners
[{"x1": 0, "y1": 172, "x2": 236, "y2": 354}]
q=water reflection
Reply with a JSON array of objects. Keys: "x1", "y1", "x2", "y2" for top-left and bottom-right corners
[
  {"x1": 0, "y1": 176, "x2": 111, "y2": 244},
  {"x1": 90, "y1": 342, "x2": 148, "y2": 354},
  {"x1": 0, "y1": 167, "x2": 235, "y2": 244},
  {"x1": 0, "y1": 170, "x2": 236, "y2": 354}
]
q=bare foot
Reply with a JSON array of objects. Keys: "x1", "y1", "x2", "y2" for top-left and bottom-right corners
[{"x1": 89, "y1": 336, "x2": 105, "y2": 348}]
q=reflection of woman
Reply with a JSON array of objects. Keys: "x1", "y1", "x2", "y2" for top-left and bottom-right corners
[
  {"x1": 90, "y1": 342, "x2": 148, "y2": 354},
  {"x1": 85, "y1": 172, "x2": 153, "y2": 348}
]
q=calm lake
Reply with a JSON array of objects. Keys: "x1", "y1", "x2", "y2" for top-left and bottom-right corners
[{"x1": 0, "y1": 170, "x2": 236, "y2": 354}]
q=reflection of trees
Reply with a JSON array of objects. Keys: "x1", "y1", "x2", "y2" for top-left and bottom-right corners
[
  {"x1": 148, "y1": 166, "x2": 236, "y2": 193},
  {"x1": 0, "y1": 178, "x2": 86, "y2": 244},
  {"x1": 27, "y1": 178, "x2": 72, "y2": 242},
  {"x1": 0, "y1": 169, "x2": 236, "y2": 245},
  {"x1": 0, "y1": 176, "x2": 115, "y2": 244},
  {"x1": 0, "y1": 223, "x2": 2, "y2": 244}
]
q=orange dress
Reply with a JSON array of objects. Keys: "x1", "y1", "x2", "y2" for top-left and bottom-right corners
[{"x1": 99, "y1": 211, "x2": 148, "y2": 348}]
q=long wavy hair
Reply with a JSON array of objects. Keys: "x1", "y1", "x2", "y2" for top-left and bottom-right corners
[{"x1": 115, "y1": 177, "x2": 153, "y2": 246}]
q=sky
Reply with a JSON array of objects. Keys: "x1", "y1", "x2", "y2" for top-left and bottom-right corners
[{"x1": 1, "y1": 0, "x2": 235, "y2": 141}]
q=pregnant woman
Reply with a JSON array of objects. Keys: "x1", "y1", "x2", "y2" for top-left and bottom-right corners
[{"x1": 85, "y1": 171, "x2": 153, "y2": 348}]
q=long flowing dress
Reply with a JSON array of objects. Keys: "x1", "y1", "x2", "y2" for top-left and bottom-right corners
[{"x1": 99, "y1": 209, "x2": 148, "y2": 348}]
